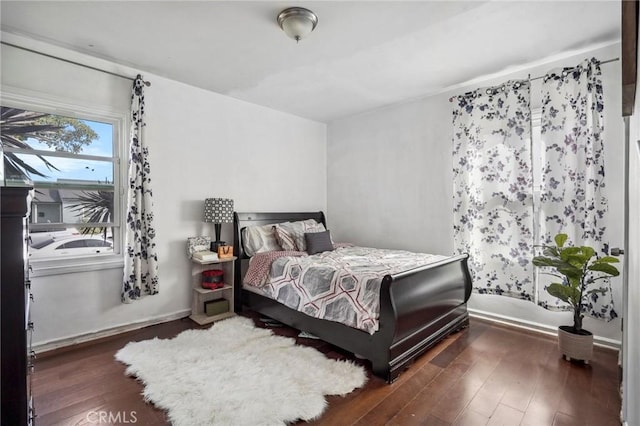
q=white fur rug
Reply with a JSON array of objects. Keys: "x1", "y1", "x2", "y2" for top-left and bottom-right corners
[{"x1": 115, "y1": 316, "x2": 367, "y2": 425}]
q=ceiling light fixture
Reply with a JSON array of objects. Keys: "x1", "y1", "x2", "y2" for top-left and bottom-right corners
[{"x1": 277, "y1": 7, "x2": 318, "y2": 43}]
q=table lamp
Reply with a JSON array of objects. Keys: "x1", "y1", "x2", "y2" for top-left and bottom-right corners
[{"x1": 203, "y1": 197, "x2": 234, "y2": 252}]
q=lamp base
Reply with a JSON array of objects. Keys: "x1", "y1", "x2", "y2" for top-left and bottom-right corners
[
  {"x1": 210, "y1": 241, "x2": 225, "y2": 252},
  {"x1": 210, "y1": 223, "x2": 224, "y2": 252}
]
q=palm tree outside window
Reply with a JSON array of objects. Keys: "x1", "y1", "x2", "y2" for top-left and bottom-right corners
[{"x1": 1, "y1": 105, "x2": 121, "y2": 260}]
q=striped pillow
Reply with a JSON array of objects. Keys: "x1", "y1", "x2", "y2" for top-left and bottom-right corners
[
  {"x1": 274, "y1": 219, "x2": 326, "y2": 251},
  {"x1": 274, "y1": 223, "x2": 297, "y2": 251}
]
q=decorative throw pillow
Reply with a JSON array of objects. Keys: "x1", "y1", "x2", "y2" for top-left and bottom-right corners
[
  {"x1": 242, "y1": 224, "x2": 282, "y2": 257},
  {"x1": 274, "y1": 223, "x2": 297, "y2": 251},
  {"x1": 275, "y1": 219, "x2": 326, "y2": 251},
  {"x1": 305, "y1": 230, "x2": 334, "y2": 255}
]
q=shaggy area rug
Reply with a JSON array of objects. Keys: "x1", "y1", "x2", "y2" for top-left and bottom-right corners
[{"x1": 115, "y1": 316, "x2": 367, "y2": 425}]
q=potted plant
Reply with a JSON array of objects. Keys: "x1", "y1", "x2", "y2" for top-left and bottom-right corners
[{"x1": 533, "y1": 233, "x2": 620, "y2": 363}]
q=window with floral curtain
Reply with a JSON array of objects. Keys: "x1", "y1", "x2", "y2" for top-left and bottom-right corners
[
  {"x1": 121, "y1": 75, "x2": 159, "y2": 303},
  {"x1": 537, "y1": 58, "x2": 615, "y2": 320},
  {"x1": 452, "y1": 80, "x2": 535, "y2": 300},
  {"x1": 451, "y1": 58, "x2": 615, "y2": 321}
]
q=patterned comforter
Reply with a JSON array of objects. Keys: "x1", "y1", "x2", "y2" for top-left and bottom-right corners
[{"x1": 244, "y1": 246, "x2": 447, "y2": 334}]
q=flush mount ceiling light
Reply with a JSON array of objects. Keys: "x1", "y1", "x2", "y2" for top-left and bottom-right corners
[{"x1": 277, "y1": 7, "x2": 318, "y2": 43}]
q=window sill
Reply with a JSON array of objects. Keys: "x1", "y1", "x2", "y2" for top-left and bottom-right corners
[{"x1": 29, "y1": 254, "x2": 124, "y2": 277}]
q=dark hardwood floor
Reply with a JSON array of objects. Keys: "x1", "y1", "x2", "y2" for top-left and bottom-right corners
[{"x1": 32, "y1": 313, "x2": 620, "y2": 425}]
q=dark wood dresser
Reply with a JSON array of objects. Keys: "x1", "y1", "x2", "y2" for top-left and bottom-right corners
[{"x1": 1, "y1": 186, "x2": 35, "y2": 425}]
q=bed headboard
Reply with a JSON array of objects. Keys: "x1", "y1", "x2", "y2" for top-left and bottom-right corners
[{"x1": 233, "y1": 211, "x2": 326, "y2": 260}]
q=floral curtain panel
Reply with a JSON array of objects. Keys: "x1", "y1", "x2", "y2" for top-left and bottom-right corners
[
  {"x1": 452, "y1": 80, "x2": 535, "y2": 300},
  {"x1": 537, "y1": 58, "x2": 615, "y2": 319},
  {"x1": 122, "y1": 75, "x2": 159, "y2": 303}
]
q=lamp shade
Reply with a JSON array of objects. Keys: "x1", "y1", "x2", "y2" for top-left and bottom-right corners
[
  {"x1": 203, "y1": 198, "x2": 234, "y2": 223},
  {"x1": 277, "y1": 7, "x2": 318, "y2": 42}
]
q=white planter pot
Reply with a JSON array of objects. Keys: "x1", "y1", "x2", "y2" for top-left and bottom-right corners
[{"x1": 557, "y1": 325, "x2": 593, "y2": 363}]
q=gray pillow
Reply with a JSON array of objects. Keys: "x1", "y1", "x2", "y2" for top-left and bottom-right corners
[{"x1": 305, "y1": 230, "x2": 334, "y2": 255}]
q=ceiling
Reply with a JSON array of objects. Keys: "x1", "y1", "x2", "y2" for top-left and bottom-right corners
[{"x1": 0, "y1": 1, "x2": 621, "y2": 123}]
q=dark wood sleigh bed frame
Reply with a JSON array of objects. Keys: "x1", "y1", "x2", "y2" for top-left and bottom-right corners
[{"x1": 233, "y1": 211, "x2": 473, "y2": 383}]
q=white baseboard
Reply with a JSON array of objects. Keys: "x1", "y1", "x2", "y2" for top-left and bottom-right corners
[
  {"x1": 33, "y1": 307, "x2": 621, "y2": 354},
  {"x1": 33, "y1": 309, "x2": 191, "y2": 354},
  {"x1": 468, "y1": 308, "x2": 621, "y2": 350}
]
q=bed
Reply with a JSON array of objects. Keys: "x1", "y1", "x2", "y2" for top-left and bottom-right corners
[{"x1": 233, "y1": 211, "x2": 472, "y2": 383}]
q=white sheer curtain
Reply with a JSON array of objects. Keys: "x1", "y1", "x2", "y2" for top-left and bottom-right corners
[
  {"x1": 121, "y1": 75, "x2": 159, "y2": 303},
  {"x1": 452, "y1": 80, "x2": 535, "y2": 300},
  {"x1": 537, "y1": 58, "x2": 615, "y2": 320}
]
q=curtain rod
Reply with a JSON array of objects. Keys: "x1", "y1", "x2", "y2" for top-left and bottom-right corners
[
  {"x1": 1, "y1": 41, "x2": 151, "y2": 87},
  {"x1": 449, "y1": 57, "x2": 619, "y2": 102}
]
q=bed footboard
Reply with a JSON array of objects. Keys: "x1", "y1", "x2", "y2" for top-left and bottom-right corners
[{"x1": 384, "y1": 254, "x2": 472, "y2": 380}]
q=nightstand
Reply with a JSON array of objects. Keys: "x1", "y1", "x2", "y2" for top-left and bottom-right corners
[{"x1": 189, "y1": 256, "x2": 236, "y2": 325}]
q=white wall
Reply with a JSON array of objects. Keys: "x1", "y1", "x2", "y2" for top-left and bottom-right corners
[
  {"x1": 1, "y1": 36, "x2": 326, "y2": 348},
  {"x1": 327, "y1": 43, "x2": 624, "y2": 343}
]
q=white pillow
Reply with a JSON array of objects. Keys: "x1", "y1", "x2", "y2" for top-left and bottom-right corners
[{"x1": 242, "y1": 224, "x2": 282, "y2": 257}]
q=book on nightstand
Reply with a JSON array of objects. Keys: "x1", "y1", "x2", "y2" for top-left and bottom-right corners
[{"x1": 193, "y1": 251, "x2": 219, "y2": 262}]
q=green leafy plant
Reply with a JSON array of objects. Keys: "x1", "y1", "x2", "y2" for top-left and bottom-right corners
[
  {"x1": 533, "y1": 233, "x2": 620, "y2": 333},
  {"x1": 67, "y1": 191, "x2": 114, "y2": 240}
]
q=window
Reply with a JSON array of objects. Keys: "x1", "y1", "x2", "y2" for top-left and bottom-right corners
[{"x1": 1, "y1": 95, "x2": 125, "y2": 270}]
